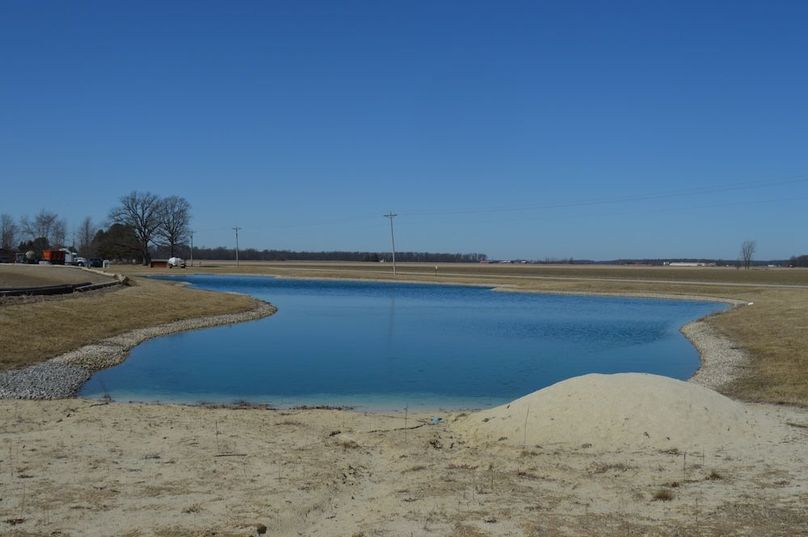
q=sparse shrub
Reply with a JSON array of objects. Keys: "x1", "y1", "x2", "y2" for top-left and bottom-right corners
[
  {"x1": 403, "y1": 464, "x2": 427, "y2": 473},
  {"x1": 652, "y1": 489, "x2": 674, "y2": 501},
  {"x1": 590, "y1": 462, "x2": 631, "y2": 474}
]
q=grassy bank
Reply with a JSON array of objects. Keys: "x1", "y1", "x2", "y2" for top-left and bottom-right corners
[{"x1": 0, "y1": 273, "x2": 259, "y2": 371}]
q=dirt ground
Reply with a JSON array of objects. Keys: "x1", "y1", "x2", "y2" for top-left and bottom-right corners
[{"x1": 0, "y1": 399, "x2": 806, "y2": 537}]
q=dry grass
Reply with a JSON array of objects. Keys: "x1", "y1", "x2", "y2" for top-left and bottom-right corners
[
  {"x1": 0, "y1": 275, "x2": 258, "y2": 371},
  {"x1": 0, "y1": 264, "x2": 115, "y2": 288},
  {"x1": 652, "y1": 488, "x2": 674, "y2": 501},
  {"x1": 124, "y1": 260, "x2": 808, "y2": 286}
]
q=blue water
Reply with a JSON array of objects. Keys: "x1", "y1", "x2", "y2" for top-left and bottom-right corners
[{"x1": 79, "y1": 275, "x2": 726, "y2": 409}]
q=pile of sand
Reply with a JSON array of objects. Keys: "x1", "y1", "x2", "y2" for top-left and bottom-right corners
[{"x1": 456, "y1": 373, "x2": 769, "y2": 451}]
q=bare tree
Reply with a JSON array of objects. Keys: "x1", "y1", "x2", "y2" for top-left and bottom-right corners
[
  {"x1": 51, "y1": 218, "x2": 67, "y2": 248},
  {"x1": 21, "y1": 210, "x2": 57, "y2": 241},
  {"x1": 77, "y1": 216, "x2": 97, "y2": 256},
  {"x1": 740, "y1": 240, "x2": 756, "y2": 270},
  {"x1": 109, "y1": 191, "x2": 162, "y2": 265},
  {"x1": 19, "y1": 210, "x2": 67, "y2": 247},
  {"x1": 157, "y1": 196, "x2": 191, "y2": 257},
  {"x1": 0, "y1": 213, "x2": 18, "y2": 249}
]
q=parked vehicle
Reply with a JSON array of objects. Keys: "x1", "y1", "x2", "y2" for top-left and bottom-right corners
[
  {"x1": 42, "y1": 249, "x2": 66, "y2": 265},
  {"x1": 88, "y1": 258, "x2": 103, "y2": 268},
  {"x1": 168, "y1": 257, "x2": 186, "y2": 268}
]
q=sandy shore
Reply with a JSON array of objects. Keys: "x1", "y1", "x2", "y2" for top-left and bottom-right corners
[
  {"x1": 1, "y1": 280, "x2": 807, "y2": 535},
  {"x1": 1, "y1": 383, "x2": 806, "y2": 536}
]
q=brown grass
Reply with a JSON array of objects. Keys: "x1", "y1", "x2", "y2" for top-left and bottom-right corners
[
  {"x1": 652, "y1": 488, "x2": 674, "y2": 501},
  {"x1": 0, "y1": 264, "x2": 115, "y2": 288},
  {"x1": 0, "y1": 275, "x2": 257, "y2": 371}
]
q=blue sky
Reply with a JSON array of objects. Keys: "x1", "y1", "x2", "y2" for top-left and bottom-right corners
[{"x1": 1, "y1": 1, "x2": 807, "y2": 260}]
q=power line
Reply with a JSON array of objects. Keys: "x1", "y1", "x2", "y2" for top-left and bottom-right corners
[
  {"x1": 232, "y1": 226, "x2": 242, "y2": 267},
  {"x1": 384, "y1": 212, "x2": 397, "y2": 275},
  {"x1": 397, "y1": 174, "x2": 808, "y2": 218}
]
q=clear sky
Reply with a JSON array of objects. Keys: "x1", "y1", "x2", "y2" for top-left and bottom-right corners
[{"x1": 2, "y1": 1, "x2": 807, "y2": 260}]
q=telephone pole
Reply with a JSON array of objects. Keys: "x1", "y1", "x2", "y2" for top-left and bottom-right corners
[
  {"x1": 189, "y1": 230, "x2": 194, "y2": 268},
  {"x1": 384, "y1": 212, "x2": 397, "y2": 276},
  {"x1": 232, "y1": 226, "x2": 242, "y2": 267}
]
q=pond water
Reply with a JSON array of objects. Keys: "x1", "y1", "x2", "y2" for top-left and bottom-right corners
[{"x1": 79, "y1": 275, "x2": 725, "y2": 409}]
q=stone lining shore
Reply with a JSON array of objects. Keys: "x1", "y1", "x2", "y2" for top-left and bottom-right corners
[
  {"x1": 0, "y1": 300, "x2": 276, "y2": 399},
  {"x1": 683, "y1": 318, "x2": 750, "y2": 391}
]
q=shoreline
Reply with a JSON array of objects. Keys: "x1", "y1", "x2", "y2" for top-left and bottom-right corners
[
  {"x1": 178, "y1": 271, "x2": 755, "y2": 396},
  {"x1": 0, "y1": 299, "x2": 276, "y2": 399},
  {"x1": 1, "y1": 272, "x2": 754, "y2": 406}
]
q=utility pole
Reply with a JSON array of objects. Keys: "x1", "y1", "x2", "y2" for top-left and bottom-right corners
[
  {"x1": 232, "y1": 226, "x2": 242, "y2": 267},
  {"x1": 189, "y1": 230, "x2": 194, "y2": 268},
  {"x1": 384, "y1": 212, "x2": 397, "y2": 276}
]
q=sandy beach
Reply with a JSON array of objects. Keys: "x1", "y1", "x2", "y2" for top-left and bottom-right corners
[{"x1": 1, "y1": 379, "x2": 806, "y2": 536}]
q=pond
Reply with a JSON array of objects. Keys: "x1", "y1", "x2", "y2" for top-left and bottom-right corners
[{"x1": 79, "y1": 275, "x2": 726, "y2": 409}]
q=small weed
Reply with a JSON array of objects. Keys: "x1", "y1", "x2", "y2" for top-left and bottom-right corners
[
  {"x1": 652, "y1": 489, "x2": 674, "y2": 502},
  {"x1": 447, "y1": 463, "x2": 478, "y2": 470},
  {"x1": 181, "y1": 503, "x2": 201, "y2": 514},
  {"x1": 706, "y1": 470, "x2": 723, "y2": 480},
  {"x1": 516, "y1": 470, "x2": 541, "y2": 480},
  {"x1": 338, "y1": 438, "x2": 360, "y2": 449},
  {"x1": 277, "y1": 419, "x2": 303, "y2": 426},
  {"x1": 590, "y1": 462, "x2": 631, "y2": 474},
  {"x1": 403, "y1": 464, "x2": 427, "y2": 473}
]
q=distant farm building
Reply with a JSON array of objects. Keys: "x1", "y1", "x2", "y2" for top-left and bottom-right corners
[{"x1": 665, "y1": 262, "x2": 717, "y2": 267}]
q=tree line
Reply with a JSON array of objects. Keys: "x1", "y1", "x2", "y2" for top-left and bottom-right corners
[
  {"x1": 190, "y1": 247, "x2": 487, "y2": 263},
  {"x1": 1, "y1": 191, "x2": 191, "y2": 265},
  {"x1": 789, "y1": 255, "x2": 808, "y2": 267},
  {"x1": 3, "y1": 191, "x2": 486, "y2": 265}
]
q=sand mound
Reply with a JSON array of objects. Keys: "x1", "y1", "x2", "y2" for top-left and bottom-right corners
[{"x1": 456, "y1": 373, "x2": 768, "y2": 451}]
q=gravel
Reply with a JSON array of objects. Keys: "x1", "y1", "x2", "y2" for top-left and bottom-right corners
[
  {"x1": 0, "y1": 300, "x2": 276, "y2": 399},
  {"x1": 684, "y1": 316, "x2": 750, "y2": 391},
  {"x1": 0, "y1": 361, "x2": 92, "y2": 399}
]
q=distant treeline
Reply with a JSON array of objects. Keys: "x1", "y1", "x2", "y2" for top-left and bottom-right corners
[
  {"x1": 789, "y1": 255, "x2": 808, "y2": 267},
  {"x1": 190, "y1": 247, "x2": 487, "y2": 263},
  {"x1": 607, "y1": 258, "x2": 788, "y2": 267},
  {"x1": 531, "y1": 258, "x2": 797, "y2": 266}
]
